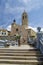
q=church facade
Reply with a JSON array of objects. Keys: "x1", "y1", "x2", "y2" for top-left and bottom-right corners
[{"x1": 11, "y1": 11, "x2": 36, "y2": 45}]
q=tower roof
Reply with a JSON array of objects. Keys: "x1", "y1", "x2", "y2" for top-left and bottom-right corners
[
  {"x1": 13, "y1": 19, "x2": 16, "y2": 22},
  {"x1": 22, "y1": 10, "x2": 27, "y2": 15},
  {"x1": 11, "y1": 19, "x2": 16, "y2": 25}
]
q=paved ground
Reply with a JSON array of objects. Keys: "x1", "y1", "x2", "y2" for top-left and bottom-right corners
[
  {"x1": 10, "y1": 45, "x2": 35, "y2": 49},
  {"x1": 0, "y1": 45, "x2": 35, "y2": 49}
]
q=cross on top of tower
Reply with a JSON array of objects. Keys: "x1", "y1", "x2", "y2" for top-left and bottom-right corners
[{"x1": 23, "y1": 10, "x2": 27, "y2": 15}]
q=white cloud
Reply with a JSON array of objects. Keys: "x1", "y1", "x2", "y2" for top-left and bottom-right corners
[
  {"x1": 19, "y1": 0, "x2": 31, "y2": 4},
  {"x1": 5, "y1": 2, "x2": 24, "y2": 14},
  {"x1": 4, "y1": 0, "x2": 43, "y2": 16},
  {"x1": 41, "y1": 28, "x2": 43, "y2": 32},
  {"x1": 19, "y1": 0, "x2": 43, "y2": 12},
  {"x1": 29, "y1": 26, "x2": 43, "y2": 32},
  {"x1": 29, "y1": 26, "x2": 37, "y2": 32},
  {"x1": 6, "y1": 25, "x2": 43, "y2": 33},
  {"x1": 21, "y1": 0, "x2": 31, "y2": 4},
  {"x1": 7, "y1": 25, "x2": 11, "y2": 31},
  {"x1": 0, "y1": 0, "x2": 42, "y2": 17}
]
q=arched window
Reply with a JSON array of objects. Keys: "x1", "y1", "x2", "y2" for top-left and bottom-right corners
[
  {"x1": 25, "y1": 15, "x2": 27, "y2": 18},
  {"x1": 16, "y1": 28, "x2": 18, "y2": 31},
  {"x1": 23, "y1": 16, "x2": 24, "y2": 19}
]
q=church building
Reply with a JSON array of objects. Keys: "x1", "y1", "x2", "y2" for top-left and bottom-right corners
[{"x1": 11, "y1": 11, "x2": 36, "y2": 45}]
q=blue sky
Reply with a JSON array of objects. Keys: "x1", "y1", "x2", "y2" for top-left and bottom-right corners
[{"x1": 0, "y1": 0, "x2": 43, "y2": 29}]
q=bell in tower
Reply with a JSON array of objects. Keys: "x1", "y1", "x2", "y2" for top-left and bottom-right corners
[{"x1": 22, "y1": 10, "x2": 28, "y2": 27}]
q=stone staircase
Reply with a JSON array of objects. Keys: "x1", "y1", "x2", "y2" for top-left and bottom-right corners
[{"x1": 0, "y1": 48, "x2": 43, "y2": 65}]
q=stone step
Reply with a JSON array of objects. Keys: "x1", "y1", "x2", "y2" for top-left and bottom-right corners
[
  {"x1": 0, "y1": 48, "x2": 38, "y2": 51},
  {"x1": 0, "y1": 51, "x2": 40, "y2": 54},
  {"x1": 0, "y1": 63, "x2": 43, "y2": 65},
  {"x1": 0, "y1": 63, "x2": 25, "y2": 65},
  {"x1": 0, "y1": 53, "x2": 40, "y2": 55},
  {"x1": 0, "y1": 53, "x2": 43, "y2": 56},
  {"x1": 0, "y1": 59, "x2": 42, "y2": 64},
  {"x1": 0, "y1": 56, "x2": 43, "y2": 60},
  {"x1": 0, "y1": 64, "x2": 37, "y2": 65},
  {"x1": 0, "y1": 55, "x2": 42, "y2": 58},
  {"x1": 0, "y1": 48, "x2": 42, "y2": 64}
]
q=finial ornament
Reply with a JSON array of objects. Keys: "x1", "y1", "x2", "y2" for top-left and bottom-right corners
[{"x1": 13, "y1": 19, "x2": 16, "y2": 22}]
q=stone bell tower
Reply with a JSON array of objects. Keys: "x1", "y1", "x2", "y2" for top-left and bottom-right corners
[{"x1": 22, "y1": 10, "x2": 28, "y2": 27}]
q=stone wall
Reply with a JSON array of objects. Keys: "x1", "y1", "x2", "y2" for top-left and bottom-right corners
[{"x1": 0, "y1": 36, "x2": 16, "y2": 41}]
